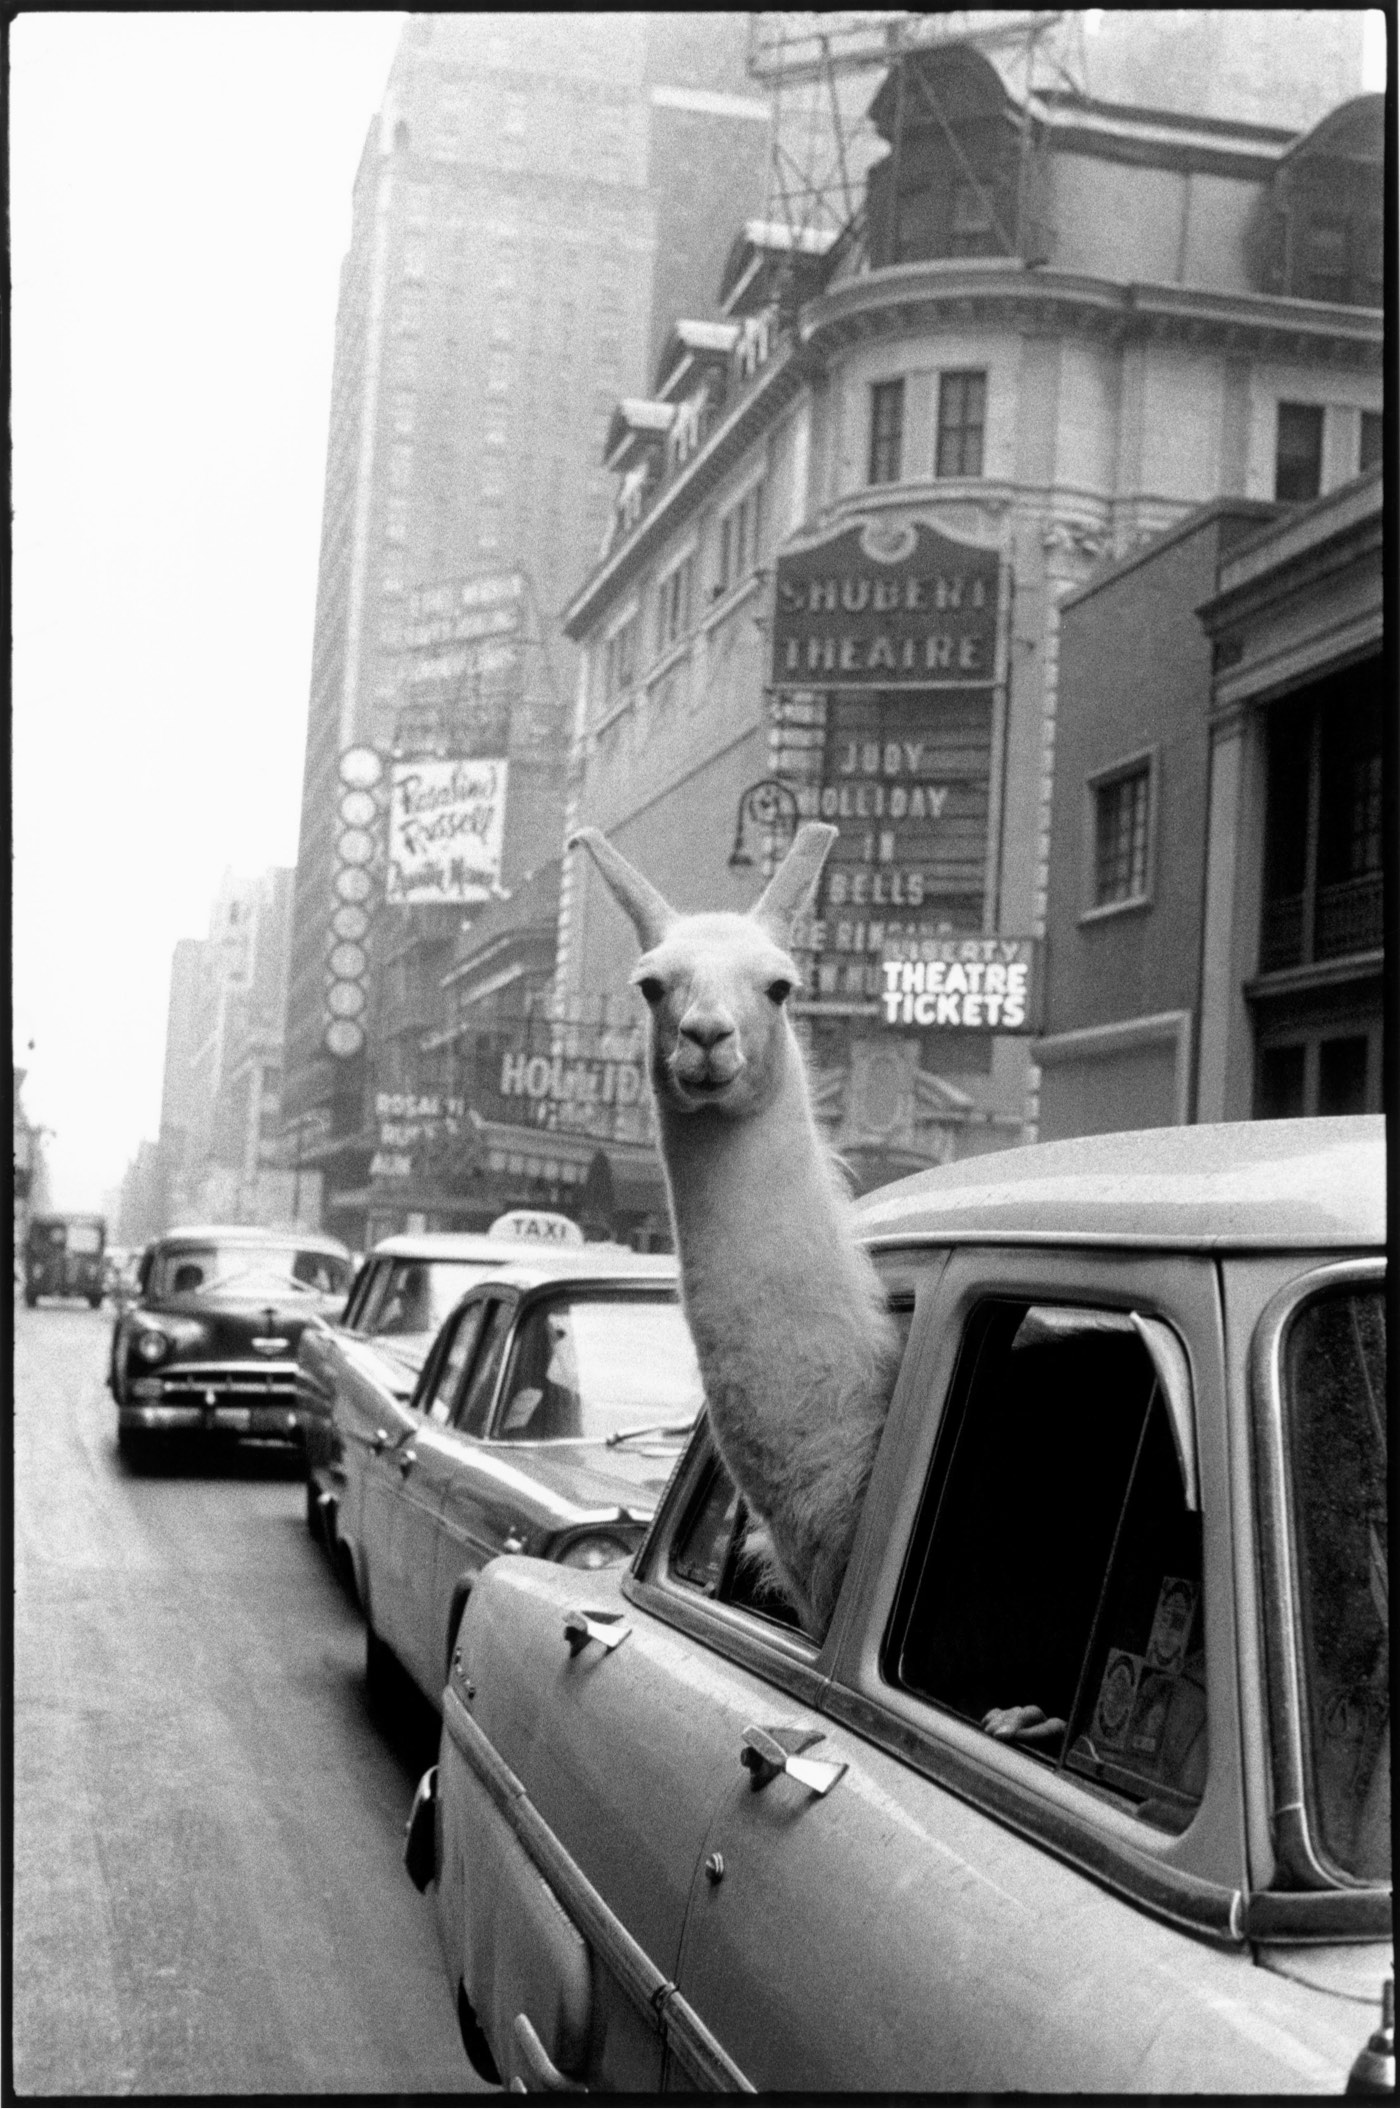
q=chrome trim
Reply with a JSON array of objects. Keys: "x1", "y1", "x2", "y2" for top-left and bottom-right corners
[
  {"x1": 1249, "y1": 1256, "x2": 1389, "y2": 1902},
  {"x1": 621, "y1": 1572, "x2": 828, "y2": 1711},
  {"x1": 441, "y1": 1687, "x2": 752, "y2": 2095}
]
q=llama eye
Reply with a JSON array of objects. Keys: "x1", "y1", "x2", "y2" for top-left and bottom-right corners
[
  {"x1": 637, "y1": 976, "x2": 666, "y2": 1006},
  {"x1": 766, "y1": 978, "x2": 793, "y2": 1006}
]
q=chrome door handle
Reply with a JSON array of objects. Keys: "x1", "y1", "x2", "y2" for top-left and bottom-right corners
[
  {"x1": 740, "y1": 1724, "x2": 846, "y2": 1797},
  {"x1": 397, "y1": 1447, "x2": 418, "y2": 1474},
  {"x1": 564, "y1": 1609, "x2": 630, "y2": 1656},
  {"x1": 510, "y1": 2011, "x2": 585, "y2": 2094},
  {"x1": 370, "y1": 1429, "x2": 390, "y2": 1453}
]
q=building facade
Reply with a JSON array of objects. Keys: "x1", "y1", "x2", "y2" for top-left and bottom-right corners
[
  {"x1": 281, "y1": 12, "x2": 771, "y2": 1246},
  {"x1": 559, "y1": 41, "x2": 1382, "y2": 1199}
]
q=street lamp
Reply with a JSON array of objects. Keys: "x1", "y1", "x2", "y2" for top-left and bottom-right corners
[{"x1": 728, "y1": 778, "x2": 800, "y2": 872}]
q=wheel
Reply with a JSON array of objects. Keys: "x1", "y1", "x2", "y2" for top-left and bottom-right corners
[
  {"x1": 88, "y1": 1295, "x2": 102, "y2": 1309},
  {"x1": 24, "y1": 1290, "x2": 37, "y2": 1309},
  {"x1": 117, "y1": 1426, "x2": 152, "y2": 1469},
  {"x1": 305, "y1": 1480, "x2": 322, "y2": 1542}
]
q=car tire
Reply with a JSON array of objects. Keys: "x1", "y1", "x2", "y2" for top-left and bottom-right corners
[
  {"x1": 24, "y1": 1291, "x2": 37, "y2": 1309},
  {"x1": 88, "y1": 1294, "x2": 102, "y2": 1309},
  {"x1": 305, "y1": 1480, "x2": 322, "y2": 1543},
  {"x1": 117, "y1": 1427, "x2": 152, "y2": 1469}
]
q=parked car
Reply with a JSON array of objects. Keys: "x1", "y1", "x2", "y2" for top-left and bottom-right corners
[
  {"x1": 24, "y1": 1212, "x2": 106, "y2": 1307},
  {"x1": 345, "y1": 1250, "x2": 702, "y2": 1717},
  {"x1": 408, "y1": 1117, "x2": 1390, "y2": 2097},
  {"x1": 109, "y1": 1225, "x2": 354, "y2": 1464},
  {"x1": 297, "y1": 1231, "x2": 555, "y2": 1573}
]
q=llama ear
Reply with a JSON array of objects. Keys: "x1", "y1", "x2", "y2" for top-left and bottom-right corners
[
  {"x1": 750, "y1": 822, "x2": 838, "y2": 940},
  {"x1": 569, "y1": 827, "x2": 678, "y2": 950}
]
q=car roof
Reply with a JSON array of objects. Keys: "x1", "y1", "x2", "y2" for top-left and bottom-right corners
[
  {"x1": 445, "y1": 1249, "x2": 680, "y2": 1295},
  {"x1": 855, "y1": 1116, "x2": 1386, "y2": 1252},
  {"x1": 364, "y1": 1233, "x2": 577, "y2": 1264},
  {"x1": 157, "y1": 1224, "x2": 353, "y2": 1257}
]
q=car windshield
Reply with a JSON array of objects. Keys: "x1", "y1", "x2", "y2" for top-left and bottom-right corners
[
  {"x1": 1284, "y1": 1283, "x2": 1388, "y2": 1882},
  {"x1": 65, "y1": 1222, "x2": 103, "y2": 1256},
  {"x1": 151, "y1": 1244, "x2": 352, "y2": 1300},
  {"x1": 364, "y1": 1259, "x2": 498, "y2": 1340},
  {"x1": 495, "y1": 1295, "x2": 704, "y2": 1444}
]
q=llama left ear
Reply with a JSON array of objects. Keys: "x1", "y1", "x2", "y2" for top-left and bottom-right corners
[{"x1": 750, "y1": 822, "x2": 838, "y2": 941}]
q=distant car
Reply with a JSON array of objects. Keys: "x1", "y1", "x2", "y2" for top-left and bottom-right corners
[
  {"x1": 109, "y1": 1225, "x2": 355, "y2": 1465},
  {"x1": 410, "y1": 1117, "x2": 1391, "y2": 2098},
  {"x1": 347, "y1": 1249, "x2": 702, "y2": 1718},
  {"x1": 24, "y1": 1212, "x2": 107, "y2": 1308},
  {"x1": 297, "y1": 1232, "x2": 545, "y2": 1575}
]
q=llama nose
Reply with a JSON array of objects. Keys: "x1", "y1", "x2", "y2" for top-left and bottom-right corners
[{"x1": 679, "y1": 1008, "x2": 735, "y2": 1051}]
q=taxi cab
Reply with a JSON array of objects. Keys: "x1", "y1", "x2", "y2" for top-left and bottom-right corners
[{"x1": 408, "y1": 1118, "x2": 1390, "y2": 2096}]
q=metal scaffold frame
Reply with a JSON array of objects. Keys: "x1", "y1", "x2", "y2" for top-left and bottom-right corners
[{"x1": 746, "y1": 10, "x2": 1090, "y2": 251}]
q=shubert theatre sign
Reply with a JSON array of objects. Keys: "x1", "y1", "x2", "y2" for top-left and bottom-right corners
[{"x1": 770, "y1": 518, "x2": 1018, "y2": 1008}]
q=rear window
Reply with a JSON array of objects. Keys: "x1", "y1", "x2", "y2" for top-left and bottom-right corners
[
  {"x1": 152, "y1": 1244, "x2": 351, "y2": 1299},
  {"x1": 65, "y1": 1222, "x2": 103, "y2": 1256},
  {"x1": 1284, "y1": 1284, "x2": 1388, "y2": 1882},
  {"x1": 494, "y1": 1294, "x2": 703, "y2": 1444},
  {"x1": 358, "y1": 1258, "x2": 498, "y2": 1341}
]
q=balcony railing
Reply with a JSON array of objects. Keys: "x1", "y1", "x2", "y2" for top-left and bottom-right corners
[{"x1": 1259, "y1": 874, "x2": 1382, "y2": 973}]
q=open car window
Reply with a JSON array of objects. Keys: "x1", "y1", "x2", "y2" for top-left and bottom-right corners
[
  {"x1": 884, "y1": 1300, "x2": 1207, "y2": 1835},
  {"x1": 668, "y1": 1454, "x2": 807, "y2": 1635},
  {"x1": 421, "y1": 1302, "x2": 490, "y2": 1427}
]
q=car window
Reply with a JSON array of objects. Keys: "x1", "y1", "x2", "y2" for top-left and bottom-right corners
[
  {"x1": 341, "y1": 1261, "x2": 378, "y2": 1332},
  {"x1": 455, "y1": 1301, "x2": 514, "y2": 1437},
  {"x1": 668, "y1": 1453, "x2": 807, "y2": 1633},
  {"x1": 885, "y1": 1301, "x2": 1207, "y2": 1835},
  {"x1": 492, "y1": 1294, "x2": 704, "y2": 1445},
  {"x1": 1284, "y1": 1283, "x2": 1388, "y2": 1882},
  {"x1": 360, "y1": 1258, "x2": 495, "y2": 1341},
  {"x1": 421, "y1": 1302, "x2": 490, "y2": 1427},
  {"x1": 150, "y1": 1243, "x2": 350, "y2": 1299}
]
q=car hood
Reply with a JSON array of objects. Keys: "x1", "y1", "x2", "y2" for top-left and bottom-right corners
[{"x1": 504, "y1": 1432, "x2": 689, "y2": 1517}]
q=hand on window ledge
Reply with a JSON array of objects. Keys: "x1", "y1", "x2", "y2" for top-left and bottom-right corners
[{"x1": 981, "y1": 1703, "x2": 1067, "y2": 1748}]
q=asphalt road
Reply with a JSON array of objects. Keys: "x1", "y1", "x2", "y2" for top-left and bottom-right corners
[{"x1": 12, "y1": 1301, "x2": 485, "y2": 2099}]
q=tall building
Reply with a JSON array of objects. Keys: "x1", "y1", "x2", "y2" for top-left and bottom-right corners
[
  {"x1": 283, "y1": 12, "x2": 772, "y2": 1246},
  {"x1": 553, "y1": 29, "x2": 1380, "y2": 1228}
]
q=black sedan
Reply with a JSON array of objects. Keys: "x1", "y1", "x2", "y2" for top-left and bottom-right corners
[{"x1": 109, "y1": 1225, "x2": 355, "y2": 1465}]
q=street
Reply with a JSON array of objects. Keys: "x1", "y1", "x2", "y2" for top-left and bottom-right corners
[{"x1": 12, "y1": 1302, "x2": 481, "y2": 2099}]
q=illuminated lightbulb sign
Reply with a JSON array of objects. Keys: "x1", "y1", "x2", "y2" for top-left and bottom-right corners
[{"x1": 325, "y1": 746, "x2": 385, "y2": 1058}]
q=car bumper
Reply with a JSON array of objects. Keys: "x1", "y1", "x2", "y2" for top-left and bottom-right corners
[{"x1": 118, "y1": 1362, "x2": 302, "y2": 1440}]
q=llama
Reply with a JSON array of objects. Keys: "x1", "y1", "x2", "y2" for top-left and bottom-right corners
[{"x1": 570, "y1": 821, "x2": 901, "y2": 1634}]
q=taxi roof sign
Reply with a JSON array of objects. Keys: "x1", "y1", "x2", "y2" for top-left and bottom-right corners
[{"x1": 489, "y1": 1210, "x2": 584, "y2": 1246}]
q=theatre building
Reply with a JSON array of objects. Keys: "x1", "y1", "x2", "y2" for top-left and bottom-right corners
[{"x1": 559, "y1": 46, "x2": 1382, "y2": 1187}]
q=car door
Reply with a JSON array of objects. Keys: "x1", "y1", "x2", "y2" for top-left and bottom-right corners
[{"x1": 377, "y1": 1296, "x2": 495, "y2": 1699}]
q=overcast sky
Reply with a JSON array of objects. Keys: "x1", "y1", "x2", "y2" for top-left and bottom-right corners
[
  {"x1": 12, "y1": 13, "x2": 407, "y2": 1209},
  {"x1": 11, "y1": 12, "x2": 1388, "y2": 1215}
]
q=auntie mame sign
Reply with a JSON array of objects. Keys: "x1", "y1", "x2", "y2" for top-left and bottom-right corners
[{"x1": 772, "y1": 518, "x2": 1000, "y2": 689}]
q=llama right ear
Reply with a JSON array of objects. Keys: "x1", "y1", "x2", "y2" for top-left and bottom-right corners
[
  {"x1": 569, "y1": 827, "x2": 678, "y2": 950},
  {"x1": 750, "y1": 822, "x2": 838, "y2": 941}
]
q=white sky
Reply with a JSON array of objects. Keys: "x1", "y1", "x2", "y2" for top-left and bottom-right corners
[
  {"x1": 11, "y1": 11, "x2": 1389, "y2": 1214},
  {"x1": 12, "y1": 13, "x2": 406, "y2": 1209}
]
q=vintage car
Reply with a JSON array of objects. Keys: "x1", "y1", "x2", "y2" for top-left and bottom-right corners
[
  {"x1": 297, "y1": 1231, "x2": 562, "y2": 1573},
  {"x1": 345, "y1": 1250, "x2": 703, "y2": 1719},
  {"x1": 24, "y1": 1212, "x2": 107, "y2": 1307},
  {"x1": 407, "y1": 1117, "x2": 1391, "y2": 2097},
  {"x1": 109, "y1": 1225, "x2": 354, "y2": 1463}
]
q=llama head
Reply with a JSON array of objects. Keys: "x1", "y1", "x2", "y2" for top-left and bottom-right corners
[{"x1": 569, "y1": 823, "x2": 837, "y2": 1118}]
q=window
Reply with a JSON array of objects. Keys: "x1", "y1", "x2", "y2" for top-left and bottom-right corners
[
  {"x1": 420, "y1": 1302, "x2": 489, "y2": 1425},
  {"x1": 1303, "y1": 215, "x2": 1351, "y2": 304},
  {"x1": 869, "y1": 379, "x2": 905, "y2": 485},
  {"x1": 1284, "y1": 1284, "x2": 1389, "y2": 1879},
  {"x1": 1260, "y1": 667, "x2": 1382, "y2": 972},
  {"x1": 455, "y1": 1303, "x2": 513, "y2": 1437},
  {"x1": 950, "y1": 181, "x2": 996, "y2": 243},
  {"x1": 1275, "y1": 401, "x2": 1324, "y2": 502},
  {"x1": 668, "y1": 1454, "x2": 807, "y2": 1632},
  {"x1": 494, "y1": 1295, "x2": 702, "y2": 1444},
  {"x1": 605, "y1": 613, "x2": 638, "y2": 701},
  {"x1": 1359, "y1": 411, "x2": 1382, "y2": 473},
  {"x1": 656, "y1": 554, "x2": 693, "y2": 654},
  {"x1": 886, "y1": 1302, "x2": 1206, "y2": 1833},
  {"x1": 1091, "y1": 760, "x2": 1152, "y2": 909},
  {"x1": 936, "y1": 369, "x2": 987, "y2": 479},
  {"x1": 714, "y1": 482, "x2": 764, "y2": 598}
]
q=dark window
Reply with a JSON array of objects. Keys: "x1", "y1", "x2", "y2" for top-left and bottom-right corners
[
  {"x1": 456, "y1": 1302, "x2": 513, "y2": 1437},
  {"x1": 869, "y1": 379, "x2": 905, "y2": 485},
  {"x1": 1258, "y1": 1042, "x2": 1307, "y2": 1120},
  {"x1": 1259, "y1": 667, "x2": 1383, "y2": 975},
  {"x1": 1275, "y1": 401, "x2": 1324, "y2": 502},
  {"x1": 936, "y1": 370, "x2": 986, "y2": 478},
  {"x1": 421, "y1": 1301, "x2": 489, "y2": 1426},
  {"x1": 1304, "y1": 215, "x2": 1352, "y2": 304},
  {"x1": 886, "y1": 1303, "x2": 1207, "y2": 1833},
  {"x1": 1359, "y1": 411, "x2": 1383, "y2": 473},
  {"x1": 1257, "y1": 1027, "x2": 1380, "y2": 1119},
  {"x1": 1093, "y1": 764, "x2": 1151, "y2": 907},
  {"x1": 1284, "y1": 1286, "x2": 1389, "y2": 1880},
  {"x1": 668, "y1": 1454, "x2": 807, "y2": 1634}
]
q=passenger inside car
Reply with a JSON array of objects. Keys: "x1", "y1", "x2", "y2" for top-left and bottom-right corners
[
  {"x1": 377, "y1": 1264, "x2": 433, "y2": 1335},
  {"x1": 499, "y1": 1309, "x2": 583, "y2": 1441},
  {"x1": 172, "y1": 1261, "x2": 204, "y2": 1294}
]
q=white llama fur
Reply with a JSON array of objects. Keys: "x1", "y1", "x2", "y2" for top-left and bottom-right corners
[{"x1": 570, "y1": 822, "x2": 901, "y2": 1635}]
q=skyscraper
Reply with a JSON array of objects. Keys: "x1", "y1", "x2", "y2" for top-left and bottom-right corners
[{"x1": 283, "y1": 12, "x2": 770, "y2": 1245}]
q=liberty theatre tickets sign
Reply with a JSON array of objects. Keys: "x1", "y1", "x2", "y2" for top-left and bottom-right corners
[{"x1": 386, "y1": 757, "x2": 509, "y2": 906}]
